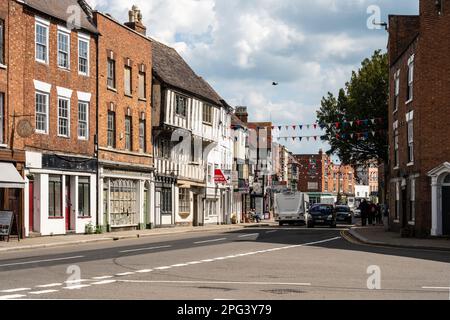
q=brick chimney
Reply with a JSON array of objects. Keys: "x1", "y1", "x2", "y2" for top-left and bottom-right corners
[
  {"x1": 234, "y1": 106, "x2": 248, "y2": 124},
  {"x1": 124, "y1": 5, "x2": 147, "y2": 35}
]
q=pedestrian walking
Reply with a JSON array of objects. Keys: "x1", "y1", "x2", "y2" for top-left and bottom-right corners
[
  {"x1": 359, "y1": 200, "x2": 369, "y2": 226},
  {"x1": 376, "y1": 203, "x2": 382, "y2": 225},
  {"x1": 368, "y1": 202, "x2": 376, "y2": 226}
]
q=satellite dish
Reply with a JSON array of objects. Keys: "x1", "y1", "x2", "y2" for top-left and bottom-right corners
[{"x1": 17, "y1": 119, "x2": 34, "y2": 138}]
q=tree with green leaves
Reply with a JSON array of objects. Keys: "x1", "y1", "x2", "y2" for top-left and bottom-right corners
[{"x1": 317, "y1": 50, "x2": 388, "y2": 167}]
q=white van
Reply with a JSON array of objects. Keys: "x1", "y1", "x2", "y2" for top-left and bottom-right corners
[{"x1": 274, "y1": 192, "x2": 310, "y2": 226}]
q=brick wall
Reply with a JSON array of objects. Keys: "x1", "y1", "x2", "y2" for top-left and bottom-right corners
[
  {"x1": 94, "y1": 12, "x2": 153, "y2": 167},
  {"x1": 8, "y1": 2, "x2": 97, "y2": 157}
]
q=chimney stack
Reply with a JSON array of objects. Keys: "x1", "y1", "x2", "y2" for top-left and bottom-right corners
[
  {"x1": 124, "y1": 5, "x2": 147, "y2": 35},
  {"x1": 234, "y1": 106, "x2": 248, "y2": 124}
]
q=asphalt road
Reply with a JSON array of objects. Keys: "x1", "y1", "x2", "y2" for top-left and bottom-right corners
[{"x1": 0, "y1": 225, "x2": 449, "y2": 300}]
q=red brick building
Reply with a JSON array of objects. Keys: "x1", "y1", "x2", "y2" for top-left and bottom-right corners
[
  {"x1": 6, "y1": 0, "x2": 98, "y2": 237},
  {"x1": 94, "y1": 7, "x2": 153, "y2": 232},
  {"x1": 295, "y1": 150, "x2": 355, "y2": 204},
  {"x1": 388, "y1": 0, "x2": 450, "y2": 237},
  {"x1": 0, "y1": 0, "x2": 26, "y2": 238}
]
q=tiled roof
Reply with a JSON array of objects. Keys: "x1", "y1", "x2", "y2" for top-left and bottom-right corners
[
  {"x1": 151, "y1": 39, "x2": 223, "y2": 106},
  {"x1": 23, "y1": 0, "x2": 98, "y2": 34}
]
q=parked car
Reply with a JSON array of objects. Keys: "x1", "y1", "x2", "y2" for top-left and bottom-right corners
[
  {"x1": 307, "y1": 204, "x2": 337, "y2": 228},
  {"x1": 336, "y1": 205, "x2": 352, "y2": 224}
]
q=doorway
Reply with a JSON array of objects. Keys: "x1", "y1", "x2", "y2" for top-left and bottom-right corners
[
  {"x1": 29, "y1": 181, "x2": 34, "y2": 232},
  {"x1": 155, "y1": 191, "x2": 161, "y2": 227},
  {"x1": 65, "y1": 177, "x2": 72, "y2": 232},
  {"x1": 443, "y1": 187, "x2": 450, "y2": 235},
  {"x1": 193, "y1": 194, "x2": 198, "y2": 227}
]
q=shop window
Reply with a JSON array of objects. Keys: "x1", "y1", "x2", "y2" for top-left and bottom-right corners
[
  {"x1": 179, "y1": 189, "x2": 190, "y2": 214},
  {"x1": 78, "y1": 177, "x2": 90, "y2": 217},
  {"x1": 110, "y1": 179, "x2": 137, "y2": 226}
]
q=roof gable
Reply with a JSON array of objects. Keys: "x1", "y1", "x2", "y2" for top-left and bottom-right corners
[
  {"x1": 23, "y1": 0, "x2": 98, "y2": 34},
  {"x1": 151, "y1": 39, "x2": 223, "y2": 106}
]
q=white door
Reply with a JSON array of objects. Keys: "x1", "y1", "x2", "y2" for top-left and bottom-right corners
[{"x1": 155, "y1": 191, "x2": 161, "y2": 226}]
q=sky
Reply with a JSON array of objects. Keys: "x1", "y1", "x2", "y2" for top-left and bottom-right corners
[{"x1": 86, "y1": 0, "x2": 419, "y2": 156}]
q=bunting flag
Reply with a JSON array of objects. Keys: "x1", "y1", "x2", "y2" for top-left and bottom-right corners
[{"x1": 272, "y1": 118, "x2": 385, "y2": 131}]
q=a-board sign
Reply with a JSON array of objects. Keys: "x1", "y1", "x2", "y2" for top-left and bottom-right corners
[{"x1": 0, "y1": 211, "x2": 14, "y2": 237}]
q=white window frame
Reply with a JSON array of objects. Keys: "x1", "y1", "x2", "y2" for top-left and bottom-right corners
[
  {"x1": 78, "y1": 101, "x2": 89, "y2": 140},
  {"x1": 409, "y1": 178, "x2": 416, "y2": 224},
  {"x1": 393, "y1": 120, "x2": 399, "y2": 169},
  {"x1": 406, "y1": 55, "x2": 414, "y2": 103},
  {"x1": 35, "y1": 91, "x2": 49, "y2": 134},
  {"x1": 394, "y1": 70, "x2": 400, "y2": 113},
  {"x1": 78, "y1": 33, "x2": 90, "y2": 76},
  {"x1": 57, "y1": 27, "x2": 71, "y2": 70},
  {"x1": 406, "y1": 111, "x2": 414, "y2": 165},
  {"x1": 57, "y1": 97, "x2": 71, "y2": 138},
  {"x1": 35, "y1": 17, "x2": 49, "y2": 64}
]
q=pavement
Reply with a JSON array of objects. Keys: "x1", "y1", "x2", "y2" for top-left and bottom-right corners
[
  {"x1": 0, "y1": 222, "x2": 273, "y2": 253},
  {"x1": 1, "y1": 225, "x2": 449, "y2": 300},
  {"x1": 348, "y1": 226, "x2": 450, "y2": 251}
]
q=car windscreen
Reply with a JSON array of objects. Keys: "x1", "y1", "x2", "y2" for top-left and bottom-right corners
[
  {"x1": 310, "y1": 205, "x2": 333, "y2": 214},
  {"x1": 336, "y1": 207, "x2": 350, "y2": 212}
]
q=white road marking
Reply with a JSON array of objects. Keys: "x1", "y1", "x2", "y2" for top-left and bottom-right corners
[
  {"x1": 171, "y1": 264, "x2": 189, "y2": 267},
  {"x1": 65, "y1": 279, "x2": 89, "y2": 284},
  {"x1": 1, "y1": 288, "x2": 31, "y2": 293},
  {"x1": 92, "y1": 276, "x2": 114, "y2": 280},
  {"x1": 118, "y1": 280, "x2": 312, "y2": 287},
  {"x1": 265, "y1": 230, "x2": 278, "y2": 234},
  {"x1": 36, "y1": 283, "x2": 62, "y2": 288},
  {"x1": 201, "y1": 259, "x2": 214, "y2": 263},
  {"x1": 0, "y1": 294, "x2": 27, "y2": 300},
  {"x1": 186, "y1": 261, "x2": 203, "y2": 265},
  {"x1": 92, "y1": 280, "x2": 116, "y2": 285},
  {"x1": 136, "y1": 269, "x2": 153, "y2": 273},
  {"x1": 28, "y1": 290, "x2": 59, "y2": 295},
  {"x1": 422, "y1": 286, "x2": 450, "y2": 290},
  {"x1": 63, "y1": 285, "x2": 91, "y2": 290},
  {"x1": 238, "y1": 233, "x2": 259, "y2": 238},
  {"x1": 115, "y1": 272, "x2": 136, "y2": 277},
  {"x1": 0, "y1": 256, "x2": 84, "y2": 268},
  {"x1": 154, "y1": 266, "x2": 172, "y2": 270},
  {"x1": 119, "y1": 245, "x2": 172, "y2": 254},
  {"x1": 194, "y1": 238, "x2": 227, "y2": 244},
  {"x1": 302, "y1": 237, "x2": 342, "y2": 246}
]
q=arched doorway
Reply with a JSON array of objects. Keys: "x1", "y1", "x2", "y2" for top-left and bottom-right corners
[{"x1": 429, "y1": 163, "x2": 450, "y2": 236}]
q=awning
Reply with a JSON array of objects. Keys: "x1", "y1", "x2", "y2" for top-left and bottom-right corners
[{"x1": 0, "y1": 163, "x2": 26, "y2": 189}]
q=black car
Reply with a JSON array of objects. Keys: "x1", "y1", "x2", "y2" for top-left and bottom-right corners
[
  {"x1": 336, "y1": 205, "x2": 353, "y2": 224},
  {"x1": 307, "y1": 204, "x2": 337, "y2": 228}
]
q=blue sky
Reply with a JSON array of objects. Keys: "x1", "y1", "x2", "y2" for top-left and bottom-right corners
[{"x1": 87, "y1": 0, "x2": 419, "y2": 155}]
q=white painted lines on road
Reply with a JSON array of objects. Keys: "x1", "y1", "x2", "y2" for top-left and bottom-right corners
[
  {"x1": 136, "y1": 269, "x2": 153, "y2": 273},
  {"x1": 0, "y1": 294, "x2": 27, "y2": 300},
  {"x1": 265, "y1": 230, "x2": 278, "y2": 234},
  {"x1": 0, "y1": 256, "x2": 84, "y2": 268},
  {"x1": 92, "y1": 280, "x2": 117, "y2": 285},
  {"x1": 119, "y1": 245, "x2": 172, "y2": 254},
  {"x1": 92, "y1": 276, "x2": 114, "y2": 280},
  {"x1": 28, "y1": 290, "x2": 59, "y2": 295},
  {"x1": 36, "y1": 283, "x2": 62, "y2": 288},
  {"x1": 118, "y1": 280, "x2": 312, "y2": 287},
  {"x1": 63, "y1": 284, "x2": 91, "y2": 290},
  {"x1": 153, "y1": 266, "x2": 172, "y2": 270},
  {"x1": 186, "y1": 261, "x2": 203, "y2": 265},
  {"x1": 238, "y1": 233, "x2": 259, "y2": 238},
  {"x1": 422, "y1": 286, "x2": 450, "y2": 290},
  {"x1": 171, "y1": 263, "x2": 189, "y2": 267},
  {"x1": 194, "y1": 238, "x2": 227, "y2": 245},
  {"x1": 115, "y1": 272, "x2": 136, "y2": 277},
  {"x1": 302, "y1": 237, "x2": 342, "y2": 247},
  {"x1": 0, "y1": 288, "x2": 31, "y2": 293},
  {"x1": 65, "y1": 279, "x2": 89, "y2": 284}
]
